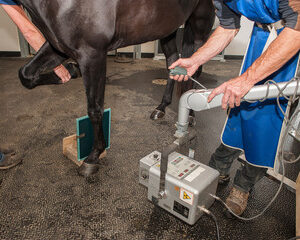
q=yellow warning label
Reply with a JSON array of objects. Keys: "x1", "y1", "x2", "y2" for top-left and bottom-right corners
[
  {"x1": 180, "y1": 188, "x2": 194, "y2": 205},
  {"x1": 183, "y1": 192, "x2": 191, "y2": 200}
]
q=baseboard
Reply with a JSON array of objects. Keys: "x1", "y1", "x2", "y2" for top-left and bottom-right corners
[
  {"x1": 0, "y1": 51, "x2": 21, "y2": 57},
  {"x1": 0, "y1": 51, "x2": 242, "y2": 60},
  {"x1": 224, "y1": 55, "x2": 243, "y2": 60},
  {"x1": 114, "y1": 53, "x2": 242, "y2": 60},
  {"x1": 114, "y1": 52, "x2": 155, "y2": 58}
]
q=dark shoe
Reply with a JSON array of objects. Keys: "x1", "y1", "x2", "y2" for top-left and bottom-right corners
[
  {"x1": 225, "y1": 187, "x2": 249, "y2": 216},
  {"x1": 218, "y1": 174, "x2": 230, "y2": 185},
  {"x1": 0, "y1": 151, "x2": 22, "y2": 170}
]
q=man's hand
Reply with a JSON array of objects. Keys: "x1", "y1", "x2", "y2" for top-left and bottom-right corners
[
  {"x1": 168, "y1": 57, "x2": 200, "y2": 81},
  {"x1": 54, "y1": 64, "x2": 71, "y2": 83},
  {"x1": 207, "y1": 75, "x2": 255, "y2": 109},
  {"x1": 168, "y1": 26, "x2": 238, "y2": 82}
]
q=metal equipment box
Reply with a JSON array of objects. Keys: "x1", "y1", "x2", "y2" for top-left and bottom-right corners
[{"x1": 139, "y1": 151, "x2": 219, "y2": 225}]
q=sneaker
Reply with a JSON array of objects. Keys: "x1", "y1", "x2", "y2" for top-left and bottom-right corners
[
  {"x1": 225, "y1": 187, "x2": 249, "y2": 216},
  {"x1": 0, "y1": 151, "x2": 22, "y2": 170}
]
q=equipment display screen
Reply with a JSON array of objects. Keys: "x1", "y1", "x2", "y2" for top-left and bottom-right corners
[{"x1": 167, "y1": 156, "x2": 202, "y2": 180}]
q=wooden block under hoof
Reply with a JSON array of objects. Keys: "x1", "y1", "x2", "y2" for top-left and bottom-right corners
[
  {"x1": 63, "y1": 134, "x2": 107, "y2": 167},
  {"x1": 296, "y1": 172, "x2": 300, "y2": 236}
]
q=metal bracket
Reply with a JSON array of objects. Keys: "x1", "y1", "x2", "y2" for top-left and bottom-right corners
[
  {"x1": 158, "y1": 130, "x2": 197, "y2": 198},
  {"x1": 76, "y1": 133, "x2": 85, "y2": 139},
  {"x1": 289, "y1": 129, "x2": 300, "y2": 142}
]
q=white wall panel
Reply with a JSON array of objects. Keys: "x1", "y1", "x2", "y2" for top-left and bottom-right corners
[
  {"x1": 0, "y1": 9, "x2": 252, "y2": 56},
  {"x1": 118, "y1": 41, "x2": 155, "y2": 54},
  {"x1": 225, "y1": 16, "x2": 254, "y2": 56},
  {"x1": 118, "y1": 17, "x2": 253, "y2": 57}
]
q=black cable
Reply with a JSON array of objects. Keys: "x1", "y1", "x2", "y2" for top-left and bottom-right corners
[
  {"x1": 209, "y1": 211, "x2": 220, "y2": 240},
  {"x1": 287, "y1": 237, "x2": 300, "y2": 240},
  {"x1": 198, "y1": 206, "x2": 220, "y2": 240}
]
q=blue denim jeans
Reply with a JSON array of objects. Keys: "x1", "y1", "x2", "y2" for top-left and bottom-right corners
[{"x1": 209, "y1": 143, "x2": 267, "y2": 193}]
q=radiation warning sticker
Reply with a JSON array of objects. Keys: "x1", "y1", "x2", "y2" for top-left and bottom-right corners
[{"x1": 180, "y1": 188, "x2": 194, "y2": 205}]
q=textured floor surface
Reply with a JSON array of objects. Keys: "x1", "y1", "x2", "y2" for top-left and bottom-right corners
[{"x1": 0, "y1": 57, "x2": 299, "y2": 240}]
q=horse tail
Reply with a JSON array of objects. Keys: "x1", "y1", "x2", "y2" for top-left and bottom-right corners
[{"x1": 176, "y1": 20, "x2": 194, "y2": 97}]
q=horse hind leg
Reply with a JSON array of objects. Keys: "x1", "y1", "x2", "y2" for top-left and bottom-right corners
[
  {"x1": 150, "y1": 31, "x2": 179, "y2": 120},
  {"x1": 180, "y1": 1, "x2": 215, "y2": 126},
  {"x1": 189, "y1": 0, "x2": 215, "y2": 81},
  {"x1": 151, "y1": 0, "x2": 214, "y2": 123},
  {"x1": 19, "y1": 42, "x2": 68, "y2": 89},
  {"x1": 175, "y1": 21, "x2": 198, "y2": 126}
]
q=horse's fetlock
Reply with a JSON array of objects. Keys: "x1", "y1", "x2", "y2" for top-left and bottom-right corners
[{"x1": 88, "y1": 110, "x2": 102, "y2": 121}]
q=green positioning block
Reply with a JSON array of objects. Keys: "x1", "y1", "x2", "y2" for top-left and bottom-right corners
[
  {"x1": 169, "y1": 66, "x2": 188, "y2": 76},
  {"x1": 76, "y1": 108, "x2": 111, "y2": 161}
]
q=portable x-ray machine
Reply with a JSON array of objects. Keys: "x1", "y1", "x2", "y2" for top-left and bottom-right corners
[{"x1": 139, "y1": 76, "x2": 300, "y2": 225}]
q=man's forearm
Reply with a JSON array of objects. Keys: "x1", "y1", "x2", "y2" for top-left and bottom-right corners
[
  {"x1": 244, "y1": 27, "x2": 300, "y2": 85},
  {"x1": 192, "y1": 26, "x2": 239, "y2": 66},
  {"x1": 2, "y1": 4, "x2": 45, "y2": 51}
]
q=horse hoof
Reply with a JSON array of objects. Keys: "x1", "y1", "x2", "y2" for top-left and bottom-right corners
[
  {"x1": 150, "y1": 109, "x2": 165, "y2": 120},
  {"x1": 19, "y1": 67, "x2": 37, "y2": 89},
  {"x1": 77, "y1": 162, "x2": 99, "y2": 177},
  {"x1": 188, "y1": 116, "x2": 196, "y2": 127}
]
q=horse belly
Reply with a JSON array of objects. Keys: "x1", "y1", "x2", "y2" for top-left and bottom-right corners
[{"x1": 111, "y1": 0, "x2": 191, "y2": 49}]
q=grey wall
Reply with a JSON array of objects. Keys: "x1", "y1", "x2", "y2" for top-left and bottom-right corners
[{"x1": 225, "y1": 16, "x2": 253, "y2": 56}]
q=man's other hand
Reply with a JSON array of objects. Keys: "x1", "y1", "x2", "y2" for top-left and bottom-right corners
[{"x1": 207, "y1": 75, "x2": 255, "y2": 109}]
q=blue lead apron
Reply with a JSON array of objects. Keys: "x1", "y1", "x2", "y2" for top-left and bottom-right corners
[
  {"x1": 0, "y1": 0, "x2": 19, "y2": 5},
  {"x1": 221, "y1": 0, "x2": 300, "y2": 168}
]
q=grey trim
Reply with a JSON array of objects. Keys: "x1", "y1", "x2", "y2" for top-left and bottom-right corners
[
  {"x1": 17, "y1": 29, "x2": 30, "y2": 57},
  {"x1": 133, "y1": 45, "x2": 141, "y2": 59}
]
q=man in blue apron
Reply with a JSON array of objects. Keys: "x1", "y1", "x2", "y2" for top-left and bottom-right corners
[{"x1": 170, "y1": 0, "x2": 300, "y2": 215}]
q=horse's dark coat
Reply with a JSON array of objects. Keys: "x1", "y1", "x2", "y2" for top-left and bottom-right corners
[{"x1": 16, "y1": 0, "x2": 214, "y2": 176}]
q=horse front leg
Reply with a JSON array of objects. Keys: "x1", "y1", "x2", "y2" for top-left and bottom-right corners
[
  {"x1": 190, "y1": 0, "x2": 214, "y2": 83},
  {"x1": 77, "y1": 52, "x2": 107, "y2": 177},
  {"x1": 180, "y1": 6, "x2": 214, "y2": 126},
  {"x1": 150, "y1": 32, "x2": 179, "y2": 120},
  {"x1": 19, "y1": 42, "x2": 68, "y2": 89}
]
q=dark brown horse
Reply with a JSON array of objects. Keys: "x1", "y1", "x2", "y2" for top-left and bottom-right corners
[{"x1": 16, "y1": 0, "x2": 214, "y2": 176}]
